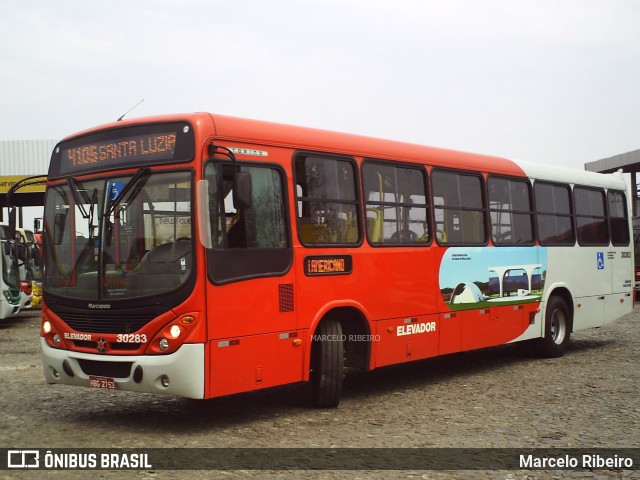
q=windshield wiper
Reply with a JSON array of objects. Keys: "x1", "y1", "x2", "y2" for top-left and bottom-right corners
[
  {"x1": 104, "y1": 168, "x2": 150, "y2": 246},
  {"x1": 68, "y1": 178, "x2": 98, "y2": 238},
  {"x1": 105, "y1": 168, "x2": 150, "y2": 219},
  {"x1": 68, "y1": 177, "x2": 90, "y2": 219}
]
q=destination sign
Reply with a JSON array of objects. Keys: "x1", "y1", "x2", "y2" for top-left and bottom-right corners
[
  {"x1": 49, "y1": 121, "x2": 195, "y2": 179},
  {"x1": 63, "y1": 132, "x2": 176, "y2": 167},
  {"x1": 304, "y1": 255, "x2": 353, "y2": 276}
]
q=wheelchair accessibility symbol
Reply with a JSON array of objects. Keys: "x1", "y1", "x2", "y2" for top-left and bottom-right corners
[{"x1": 597, "y1": 252, "x2": 605, "y2": 270}]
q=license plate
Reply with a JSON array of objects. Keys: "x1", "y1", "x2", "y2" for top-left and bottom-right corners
[{"x1": 89, "y1": 375, "x2": 117, "y2": 390}]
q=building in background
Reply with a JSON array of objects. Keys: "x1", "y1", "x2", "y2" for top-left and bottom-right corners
[
  {"x1": 0, "y1": 140, "x2": 56, "y2": 228},
  {"x1": 585, "y1": 149, "x2": 640, "y2": 216}
]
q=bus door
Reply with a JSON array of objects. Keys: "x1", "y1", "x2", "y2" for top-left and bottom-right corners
[{"x1": 201, "y1": 158, "x2": 300, "y2": 397}]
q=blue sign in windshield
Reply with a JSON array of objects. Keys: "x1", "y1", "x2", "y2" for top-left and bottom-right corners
[{"x1": 108, "y1": 181, "x2": 124, "y2": 202}]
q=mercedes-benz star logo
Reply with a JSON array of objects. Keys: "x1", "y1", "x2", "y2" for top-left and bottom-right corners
[{"x1": 96, "y1": 337, "x2": 107, "y2": 353}]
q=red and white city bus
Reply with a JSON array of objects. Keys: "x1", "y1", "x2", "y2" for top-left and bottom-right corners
[{"x1": 38, "y1": 113, "x2": 634, "y2": 407}]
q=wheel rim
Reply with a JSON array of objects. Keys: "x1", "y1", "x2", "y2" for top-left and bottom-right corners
[{"x1": 550, "y1": 308, "x2": 567, "y2": 345}]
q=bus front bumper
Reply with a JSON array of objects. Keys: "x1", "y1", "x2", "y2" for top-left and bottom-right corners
[
  {"x1": 0, "y1": 299, "x2": 20, "y2": 320},
  {"x1": 41, "y1": 338, "x2": 205, "y2": 399}
]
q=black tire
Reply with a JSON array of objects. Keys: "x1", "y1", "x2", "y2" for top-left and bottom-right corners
[
  {"x1": 310, "y1": 319, "x2": 344, "y2": 408},
  {"x1": 532, "y1": 296, "x2": 572, "y2": 358}
]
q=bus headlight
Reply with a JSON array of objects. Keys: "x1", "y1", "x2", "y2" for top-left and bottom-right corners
[
  {"x1": 52, "y1": 334, "x2": 61, "y2": 346},
  {"x1": 146, "y1": 314, "x2": 201, "y2": 355},
  {"x1": 169, "y1": 325, "x2": 181, "y2": 339},
  {"x1": 43, "y1": 321, "x2": 52, "y2": 334}
]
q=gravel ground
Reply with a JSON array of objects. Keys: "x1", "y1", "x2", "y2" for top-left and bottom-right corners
[{"x1": 0, "y1": 306, "x2": 639, "y2": 479}]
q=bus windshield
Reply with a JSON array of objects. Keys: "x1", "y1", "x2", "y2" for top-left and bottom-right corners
[
  {"x1": 43, "y1": 170, "x2": 193, "y2": 301},
  {"x1": 1, "y1": 238, "x2": 19, "y2": 290}
]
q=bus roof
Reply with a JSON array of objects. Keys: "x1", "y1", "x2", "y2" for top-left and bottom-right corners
[
  {"x1": 208, "y1": 113, "x2": 523, "y2": 176},
  {"x1": 60, "y1": 112, "x2": 523, "y2": 177},
  {"x1": 516, "y1": 158, "x2": 627, "y2": 190},
  {"x1": 59, "y1": 112, "x2": 627, "y2": 190}
]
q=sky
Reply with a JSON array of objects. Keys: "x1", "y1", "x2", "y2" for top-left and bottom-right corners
[{"x1": 1, "y1": 0, "x2": 639, "y2": 171}]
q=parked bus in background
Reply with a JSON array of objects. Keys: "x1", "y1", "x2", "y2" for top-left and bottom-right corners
[
  {"x1": 0, "y1": 225, "x2": 21, "y2": 320},
  {"x1": 35, "y1": 113, "x2": 633, "y2": 407},
  {"x1": 15, "y1": 227, "x2": 38, "y2": 311},
  {"x1": 633, "y1": 216, "x2": 640, "y2": 291},
  {"x1": 31, "y1": 229, "x2": 43, "y2": 308}
]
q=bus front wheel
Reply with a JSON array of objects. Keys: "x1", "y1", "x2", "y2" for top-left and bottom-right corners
[
  {"x1": 310, "y1": 319, "x2": 344, "y2": 408},
  {"x1": 533, "y1": 296, "x2": 572, "y2": 358}
]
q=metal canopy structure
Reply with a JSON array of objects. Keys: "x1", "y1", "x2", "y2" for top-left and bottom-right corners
[
  {"x1": 0, "y1": 139, "x2": 56, "y2": 225},
  {"x1": 0, "y1": 176, "x2": 46, "y2": 207},
  {"x1": 585, "y1": 149, "x2": 640, "y2": 216}
]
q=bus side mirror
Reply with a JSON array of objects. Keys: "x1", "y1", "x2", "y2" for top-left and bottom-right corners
[
  {"x1": 53, "y1": 213, "x2": 66, "y2": 245},
  {"x1": 233, "y1": 172, "x2": 252, "y2": 210}
]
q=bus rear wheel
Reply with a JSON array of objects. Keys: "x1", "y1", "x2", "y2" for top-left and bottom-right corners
[
  {"x1": 310, "y1": 319, "x2": 344, "y2": 408},
  {"x1": 532, "y1": 296, "x2": 571, "y2": 358}
]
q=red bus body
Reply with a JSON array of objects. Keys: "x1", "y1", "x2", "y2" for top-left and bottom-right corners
[{"x1": 40, "y1": 113, "x2": 634, "y2": 406}]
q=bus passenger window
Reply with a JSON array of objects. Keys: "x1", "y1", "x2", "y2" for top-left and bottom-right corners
[
  {"x1": 488, "y1": 176, "x2": 534, "y2": 245},
  {"x1": 534, "y1": 182, "x2": 575, "y2": 245},
  {"x1": 362, "y1": 162, "x2": 429, "y2": 245},
  {"x1": 432, "y1": 170, "x2": 486, "y2": 245},
  {"x1": 608, "y1": 190, "x2": 630, "y2": 246},
  {"x1": 295, "y1": 155, "x2": 360, "y2": 245},
  {"x1": 574, "y1": 186, "x2": 609, "y2": 246}
]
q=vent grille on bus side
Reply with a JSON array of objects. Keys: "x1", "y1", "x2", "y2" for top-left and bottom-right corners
[
  {"x1": 58, "y1": 312, "x2": 156, "y2": 334},
  {"x1": 278, "y1": 283, "x2": 294, "y2": 312}
]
